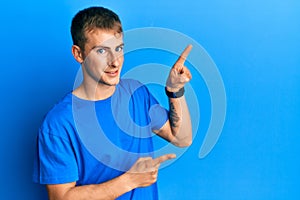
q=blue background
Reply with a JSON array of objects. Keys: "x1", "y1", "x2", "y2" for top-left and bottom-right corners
[{"x1": 1, "y1": 0, "x2": 299, "y2": 199}]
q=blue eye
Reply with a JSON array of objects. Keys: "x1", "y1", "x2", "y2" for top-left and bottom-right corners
[
  {"x1": 116, "y1": 46, "x2": 123, "y2": 52},
  {"x1": 97, "y1": 48, "x2": 106, "y2": 54}
]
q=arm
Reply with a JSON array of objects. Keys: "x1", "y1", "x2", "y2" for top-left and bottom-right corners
[
  {"x1": 46, "y1": 176, "x2": 129, "y2": 200},
  {"x1": 46, "y1": 154, "x2": 176, "y2": 200},
  {"x1": 153, "y1": 45, "x2": 193, "y2": 147}
]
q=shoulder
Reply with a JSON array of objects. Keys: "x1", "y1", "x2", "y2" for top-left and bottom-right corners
[
  {"x1": 40, "y1": 93, "x2": 74, "y2": 136},
  {"x1": 118, "y1": 78, "x2": 149, "y2": 95}
]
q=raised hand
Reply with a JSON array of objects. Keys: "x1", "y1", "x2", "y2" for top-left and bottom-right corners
[
  {"x1": 166, "y1": 45, "x2": 193, "y2": 92},
  {"x1": 125, "y1": 154, "x2": 176, "y2": 188}
]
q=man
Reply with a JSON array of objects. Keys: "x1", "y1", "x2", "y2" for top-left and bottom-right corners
[{"x1": 33, "y1": 6, "x2": 192, "y2": 200}]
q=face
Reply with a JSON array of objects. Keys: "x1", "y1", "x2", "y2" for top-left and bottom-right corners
[{"x1": 79, "y1": 29, "x2": 124, "y2": 87}]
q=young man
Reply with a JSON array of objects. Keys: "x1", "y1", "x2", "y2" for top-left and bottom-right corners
[{"x1": 33, "y1": 6, "x2": 192, "y2": 200}]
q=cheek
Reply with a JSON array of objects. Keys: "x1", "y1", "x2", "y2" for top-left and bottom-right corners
[
  {"x1": 118, "y1": 54, "x2": 124, "y2": 64},
  {"x1": 84, "y1": 55, "x2": 107, "y2": 71}
]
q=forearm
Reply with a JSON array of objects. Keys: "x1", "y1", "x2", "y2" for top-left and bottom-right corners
[
  {"x1": 48, "y1": 173, "x2": 133, "y2": 200},
  {"x1": 168, "y1": 95, "x2": 192, "y2": 147}
]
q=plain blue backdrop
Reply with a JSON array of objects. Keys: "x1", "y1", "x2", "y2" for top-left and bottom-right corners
[{"x1": 0, "y1": 0, "x2": 299, "y2": 199}]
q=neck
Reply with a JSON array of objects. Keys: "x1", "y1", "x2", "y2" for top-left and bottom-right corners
[{"x1": 73, "y1": 81, "x2": 116, "y2": 101}]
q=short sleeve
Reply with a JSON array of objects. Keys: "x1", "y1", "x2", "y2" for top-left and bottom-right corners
[
  {"x1": 145, "y1": 87, "x2": 169, "y2": 131},
  {"x1": 123, "y1": 79, "x2": 168, "y2": 131},
  {"x1": 148, "y1": 103, "x2": 168, "y2": 130},
  {"x1": 32, "y1": 129, "x2": 78, "y2": 184}
]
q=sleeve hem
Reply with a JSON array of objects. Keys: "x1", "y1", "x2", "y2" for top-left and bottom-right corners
[{"x1": 33, "y1": 175, "x2": 79, "y2": 185}]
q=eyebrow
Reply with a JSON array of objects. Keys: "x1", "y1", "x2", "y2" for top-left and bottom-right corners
[{"x1": 91, "y1": 43, "x2": 124, "y2": 50}]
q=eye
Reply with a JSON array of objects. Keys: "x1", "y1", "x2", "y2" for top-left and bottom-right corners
[
  {"x1": 97, "y1": 48, "x2": 106, "y2": 54},
  {"x1": 115, "y1": 46, "x2": 124, "y2": 52}
]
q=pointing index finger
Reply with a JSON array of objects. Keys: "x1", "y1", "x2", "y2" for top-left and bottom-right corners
[
  {"x1": 175, "y1": 44, "x2": 193, "y2": 65},
  {"x1": 153, "y1": 153, "x2": 176, "y2": 167}
]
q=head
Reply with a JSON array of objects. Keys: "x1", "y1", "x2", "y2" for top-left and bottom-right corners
[
  {"x1": 71, "y1": 6, "x2": 123, "y2": 52},
  {"x1": 71, "y1": 6, "x2": 124, "y2": 87}
]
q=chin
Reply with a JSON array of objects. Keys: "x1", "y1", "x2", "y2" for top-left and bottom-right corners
[
  {"x1": 101, "y1": 78, "x2": 120, "y2": 86},
  {"x1": 110, "y1": 77, "x2": 120, "y2": 85}
]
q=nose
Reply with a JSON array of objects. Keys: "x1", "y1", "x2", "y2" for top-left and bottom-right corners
[{"x1": 108, "y1": 52, "x2": 121, "y2": 67}]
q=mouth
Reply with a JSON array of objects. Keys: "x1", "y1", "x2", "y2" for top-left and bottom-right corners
[{"x1": 104, "y1": 69, "x2": 119, "y2": 77}]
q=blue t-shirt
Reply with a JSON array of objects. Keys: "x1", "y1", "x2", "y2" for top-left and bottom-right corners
[{"x1": 33, "y1": 79, "x2": 168, "y2": 200}]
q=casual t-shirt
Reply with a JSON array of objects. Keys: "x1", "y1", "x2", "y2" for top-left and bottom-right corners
[{"x1": 33, "y1": 79, "x2": 169, "y2": 199}]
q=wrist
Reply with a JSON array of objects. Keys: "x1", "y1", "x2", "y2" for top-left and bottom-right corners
[
  {"x1": 165, "y1": 87, "x2": 185, "y2": 98},
  {"x1": 121, "y1": 172, "x2": 136, "y2": 191},
  {"x1": 165, "y1": 86, "x2": 181, "y2": 92}
]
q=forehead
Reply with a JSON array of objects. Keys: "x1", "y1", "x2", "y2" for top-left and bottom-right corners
[{"x1": 85, "y1": 29, "x2": 123, "y2": 47}]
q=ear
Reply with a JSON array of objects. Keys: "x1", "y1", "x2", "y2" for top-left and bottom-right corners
[{"x1": 72, "y1": 45, "x2": 84, "y2": 63}]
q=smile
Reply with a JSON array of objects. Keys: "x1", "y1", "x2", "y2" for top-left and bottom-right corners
[{"x1": 104, "y1": 70, "x2": 119, "y2": 77}]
